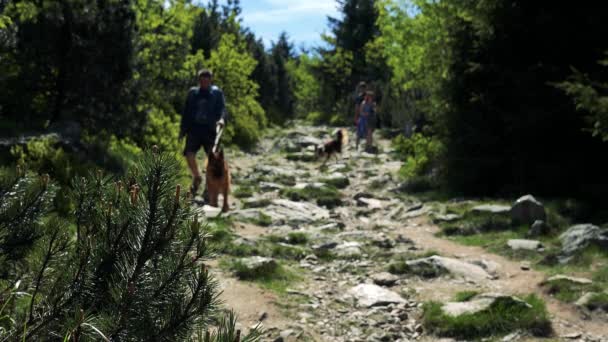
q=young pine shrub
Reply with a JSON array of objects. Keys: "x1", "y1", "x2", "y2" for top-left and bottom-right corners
[{"x1": 0, "y1": 150, "x2": 257, "y2": 341}]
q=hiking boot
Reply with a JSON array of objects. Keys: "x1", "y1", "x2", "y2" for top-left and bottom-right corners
[{"x1": 191, "y1": 176, "x2": 202, "y2": 195}]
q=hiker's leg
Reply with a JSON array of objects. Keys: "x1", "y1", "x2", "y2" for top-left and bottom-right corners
[
  {"x1": 184, "y1": 134, "x2": 203, "y2": 194},
  {"x1": 186, "y1": 153, "x2": 200, "y2": 178}
]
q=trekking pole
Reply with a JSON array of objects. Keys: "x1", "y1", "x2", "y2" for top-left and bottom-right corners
[{"x1": 212, "y1": 123, "x2": 224, "y2": 154}]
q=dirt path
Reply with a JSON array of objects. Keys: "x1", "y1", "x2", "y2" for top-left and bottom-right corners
[{"x1": 201, "y1": 126, "x2": 607, "y2": 342}]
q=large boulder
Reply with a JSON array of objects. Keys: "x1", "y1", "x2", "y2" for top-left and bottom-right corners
[
  {"x1": 347, "y1": 284, "x2": 406, "y2": 307},
  {"x1": 559, "y1": 224, "x2": 608, "y2": 263},
  {"x1": 511, "y1": 195, "x2": 546, "y2": 225},
  {"x1": 405, "y1": 256, "x2": 495, "y2": 281}
]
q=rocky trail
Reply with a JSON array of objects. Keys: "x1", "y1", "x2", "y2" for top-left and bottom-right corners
[{"x1": 196, "y1": 125, "x2": 608, "y2": 342}]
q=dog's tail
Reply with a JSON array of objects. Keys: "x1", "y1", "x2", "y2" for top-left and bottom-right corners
[{"x1": 337, "y1": 128, "x2": 348, "y2": 148}]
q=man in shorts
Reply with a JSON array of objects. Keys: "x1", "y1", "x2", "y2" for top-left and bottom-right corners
[{"x1": 180, "y1": 69, "x2": 227, "y2": 198}]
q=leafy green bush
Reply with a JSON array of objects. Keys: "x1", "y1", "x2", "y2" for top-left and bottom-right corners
[
  {"x1": 393, "y1": 133, "x2": 444, "y2": 179},
  {"x1": 207, "y1": 34, "x2": 267, "y2": 148}
]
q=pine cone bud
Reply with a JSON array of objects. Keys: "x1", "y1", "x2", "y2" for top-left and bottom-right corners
[
  {"x1": 116, "y1": 180, "x2": 123, "y2": 193},
  {"x1": 130, "y1": 184, "x2": 139, "y2": 205},
  {"x1": 175, "y1": 185, "x2": 181, "y2": 204},
  {"x1": 41, "y1": 174, "x2": 50, "y2": 187}
]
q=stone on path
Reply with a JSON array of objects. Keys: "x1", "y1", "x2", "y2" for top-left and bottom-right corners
[
  {"x1": 432, "y1": 213, "x2": 462, "y2": 223},
  {"x1": 356, "y1": 197, "x2": 383, "y2": 210},
  {"x1": 371, "y1": 272, "x2": 400, "y2": 287},
  {"x1": 259, "y1": 182, "x2": 284, "y2": 191},
  {"x1": 230, "y1": 199, "x2": 330, "y2": 226},
  {"x1": 347, "y1": 284, "x2": 406, "y2": 307},
  {"x1": 235, "y1": 256, "x2": 278, "y2": 277},
  {"x1": 196, "y1": 205, "x2": 222, "y2": 218},
  {"x1": 546, "y1": 275, "x2": 593, "y2": 285},
  {"x1": 472, "y1": 204, "x2": 511, "y2": 215},
  {"x1": 559, "y1": 224, "x2": 608, "y2": 263},
  {"x1": 529, "y1": 220, "x2": 550, "y2": 237},
  {"x1": 441, "y1": 293, "x2": 531, "y2": 317},
  {"x1": 507, "y1": 239, "x2": 544, "y2": 251},
  {"x1": 511, "y1": 194, "x2": 546, "y2": 225},
  {"x1": 335, "y1": 241, "x2": 363, "y2": 258},
  {"x1": 406, "y1": 256, "x2": 496, "y2": 281}
]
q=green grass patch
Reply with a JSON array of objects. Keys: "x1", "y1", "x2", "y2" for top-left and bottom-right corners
[
  {"x1": 281, "y1": 185, "x2": 342, "y2": 208},
  {"x1": 320, "y1": 176, "x2": 349, "y2": 189},
  {"x1": 422, "y1": 294, "x2": 552, "y2": 339},
  {"x1": 223, "y1": 259, "x2": 301, "y2": 295},
  {"x1": 541, "y1": 278, "x2": 597, "y2": 303},
  {"x1": 453, "y1": 291, "x2": 480, "y2": 302},
  {"x1": 233, "y1": 185, "x2": 255, "y2": 199},
  {"x1": 440, "y1": 211, "x2": 513, "y2": 236},
  {"x1": 268, "y1": 232, "x2": 309, "y2": 245},
  {"x1": 245, "y1": 212, "x2": 272, "y2": 227}
]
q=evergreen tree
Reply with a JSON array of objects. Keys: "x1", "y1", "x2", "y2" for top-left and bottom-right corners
[{"x1": 268, "y1": 32, "x2": 296, "y2": 123}]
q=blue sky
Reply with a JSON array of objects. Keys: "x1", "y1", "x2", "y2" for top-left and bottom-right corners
[{"x1": 218, "y1": 0, "x2": 341, "y2": 50}]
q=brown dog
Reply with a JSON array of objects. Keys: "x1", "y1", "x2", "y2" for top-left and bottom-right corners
[{"x1": 205, "y1": 148, "x2": 231, "y2": 212}]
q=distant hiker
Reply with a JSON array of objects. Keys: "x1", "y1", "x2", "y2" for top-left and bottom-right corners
[
  {"x1": 357, "y1": 91, "x2": 377, "y2": 152},
  {"x1": 354, "y1": 81, "x2": 367, "y2": 128},
  {"x1": 180, "y1": 69, "x2": 227, "y2": 199}
]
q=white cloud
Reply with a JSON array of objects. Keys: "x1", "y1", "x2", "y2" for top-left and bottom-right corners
[{"x1": 244, "y1": 0, "x2": 339, "y2": 24}]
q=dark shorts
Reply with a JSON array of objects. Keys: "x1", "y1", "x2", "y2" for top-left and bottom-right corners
[{"x1": 183, "y1": 132, "x2": 216, "y2": 156}]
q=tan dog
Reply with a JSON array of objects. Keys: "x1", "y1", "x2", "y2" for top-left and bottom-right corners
[{"x1": 205, "y1": 148, "x2": 231, "y2": 212}]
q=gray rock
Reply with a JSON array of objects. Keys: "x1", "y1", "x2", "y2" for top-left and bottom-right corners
[
  {"x1": 442, "y1": 293, "x2": 531, "y2": 317},
  {"x1": 574, "y1": 292, "x2": 599, "y2": 308},
  {"x1": 559, "y1": 224, "x2": 608, "y2": 262},
  {"x1": 347, "y1": 284, "x2": 406, "y2": 307},
  {"x1": 356, "y1": 197, "x2": 383, "y2": 210},
  {"x1": 237, "y1": 257, "x2": 277, "y2": 275},
  {"x1": 406, "y1": 256, "x2": 495, "y2": 281},
  {"x1": 507, "y1": 239, "x2": 544, "y2": 251},
  {"x1": 472, "y1": 204, "x2": 511, "y2": 215},
  {"x1": 335, "y1": 241, "x2": 363, "y2": 258},
  {"x1": 529, "y1": 220, "x2": 550, "y2": 237},
  {"x1": 259, "y1": 182, "x2": 285, "y2": 191},
  {"x1": 372, "y1": 272, "x2": 400, "y2": 287},
  {"x1": 511, "y1": 194, "x2": 546, "y2": 225},
  {"x1": 546, "y1": 275, "x2": 593, "y2": 285},
  {"x1": 370, "y1": 234, "x2": 396, "y2": 249},
  {"x1": 312, "y1": 241, "x2": 339, "y2": 251},
  {"x1": 241, "y1": 197, "x2": 272, "y2": 209}
]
